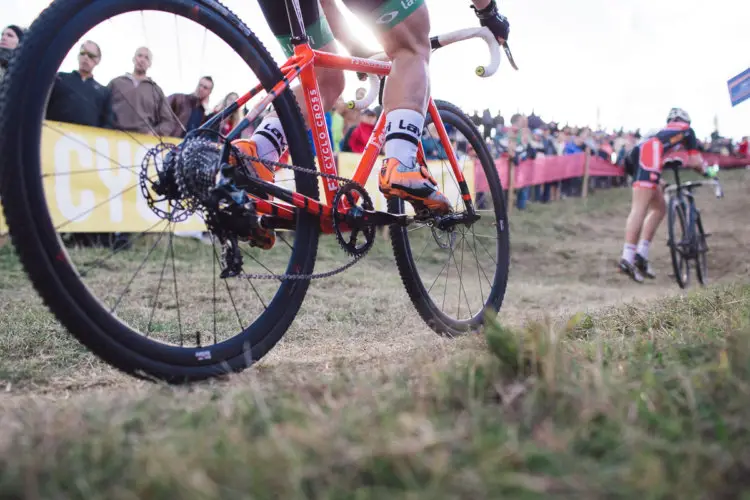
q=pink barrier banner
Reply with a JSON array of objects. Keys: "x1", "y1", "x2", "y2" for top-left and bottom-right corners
[
  {"x1": 475, "y1": 153, "x2": 624, "y2": 191},
  {"x1": 474, "y1": 151, "x2": 749, "y2": 192}
]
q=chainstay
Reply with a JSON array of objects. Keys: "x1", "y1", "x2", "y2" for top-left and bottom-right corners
[{"x1": 226, "y1": 145, "x2": 375, "y2": 281}]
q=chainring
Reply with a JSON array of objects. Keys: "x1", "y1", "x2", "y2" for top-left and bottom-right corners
[{"x1": 332, "y1": 181, "x2": 376, "y2": 257}]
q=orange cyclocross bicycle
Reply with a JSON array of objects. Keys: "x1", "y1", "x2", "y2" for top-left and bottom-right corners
[{"x1": 0, "y1": 0, "x2": 515, "y2": 383}]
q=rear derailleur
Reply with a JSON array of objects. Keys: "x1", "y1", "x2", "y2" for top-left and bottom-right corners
[
  {"x1": 205, "y1": 166, "x2": 270, "y2": 279},
  {"x1": 145, "y1": 134, "x2": 268, "y2": 279}
]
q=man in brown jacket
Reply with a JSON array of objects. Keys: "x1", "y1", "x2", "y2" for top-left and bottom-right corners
[
  {"x1": 166, "y1": 76, "x2": 214, "y2": 138},
  {"x1": 107, "y1": 46, "x2": 176, "y2": 137}
]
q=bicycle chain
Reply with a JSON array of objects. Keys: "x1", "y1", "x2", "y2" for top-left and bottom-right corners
[{"x1": 220, "y1": 144, "x2": 378, "y2": 282}]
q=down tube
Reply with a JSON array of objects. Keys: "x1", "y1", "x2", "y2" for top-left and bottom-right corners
[
  {"x1": 298, "y1": 61, "x2": 339, "y2": 209},
  {"x1": 427, "y1": 98, "x2": 475, "y2": 212}
]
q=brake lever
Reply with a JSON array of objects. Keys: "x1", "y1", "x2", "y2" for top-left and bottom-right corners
[{"x1": 503, "y1": 42, "x2": 518, "y2": 70}]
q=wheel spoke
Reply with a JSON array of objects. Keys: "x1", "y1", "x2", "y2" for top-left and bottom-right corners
[{"x1": 394, "y1": 102, "x2": 508, "y2": 327}]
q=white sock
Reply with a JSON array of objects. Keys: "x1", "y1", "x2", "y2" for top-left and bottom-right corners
[
  {"x1": 250, "y1": 116, "x2": 287, "y2": 162},
  {"x1": 384, "y1": 109, "x2": 424, "y2": 168},
  {"x1": 621, "y1": 243, "x2": 636, "y2": 264},
  {"x1": 637, "y1": 239, "x2": 650, "y2": 260}
]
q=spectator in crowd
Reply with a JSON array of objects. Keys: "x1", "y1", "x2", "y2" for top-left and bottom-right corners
[
  {"x1": 166, "y1": 76, "x2": 214, "y2": 138},
  {"x1": 205, "y1": 91, "x2": 242, "y2": 136},
  {"x1": 105, "y1": 46, "x2": 175, "y2": 250},
  {"x1": 335, "y1": 95, "x2": 363, "y2": 153},
  {"x1": 330, "y1": 101, "x2": 345, "y2": 154},
  {"x1": 0, "y1": 25, "x2": 24, "y2": 86},
  {"x1": 346, "y1": 108, "x2": 377, "y2": 153},
  {"x1": 481, "y1": 109, "x2": 495, "y2": 140},
  {"x1": 45, "y1": 40, "x2": 115, "y2": 129},
  {"x1": 494, "y1": 110, "x2": 505, "y2": 130},
  {"x1": 422, "y1": 122, "x2": 448, "y2": 160},
  {"x1": 43, "y1": 40, "x2": 121, "y2": 250},
  {"x1": 738, "y1": 136, "x2": 749, "y2": 158},
  {"x1": 506, "y1": 113, "x2": 536, "y2": 209},
  {"x1": 470, "y1": 110, "x2": 481, "y2": 129},
  {"x1": 107, "y1": 46, "x2": 175, "y2": 136}
]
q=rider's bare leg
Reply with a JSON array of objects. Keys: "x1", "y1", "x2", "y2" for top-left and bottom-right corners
[
  {"x1": 378, "y1": 5, "x2": 431, "y2": 163},
  {"x1": 622, "y1": 187, "x2": 653, "y2": 264},
  {"x1": 373, "y1": 5, "x2": 451, "y2": 214},
  {"x1": 637, "y1": 187, "x2": 667, "y2": 260},
  {"x1": 380, "y1": 6, "x2": 430, "y2": 115}
]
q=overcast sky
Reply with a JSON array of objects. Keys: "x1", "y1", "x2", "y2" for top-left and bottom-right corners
[{"x1": 6, "y1": 0, "x2": 750, "y2": 141}]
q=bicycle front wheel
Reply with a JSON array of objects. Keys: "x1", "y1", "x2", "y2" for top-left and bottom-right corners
[
  {"x1": 389, "y1": 99, "x2": 510, "y2": 336},
  {"x1": 695, "y1": 211, "x2": 709, "y2": 286},
  {"x1": 667, "y1": 196, "x2": 690, "y2": 289},
  {"x1": 0, "y1": 0, "x2": 320, "y2": 383}
]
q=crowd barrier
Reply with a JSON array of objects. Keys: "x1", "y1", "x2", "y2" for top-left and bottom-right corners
[
  {"x1": 0, "y1": 121, "x2": 472, "y2": 234},
  {"x1": 474, "y1": 150, "x2": 750, "y2": 195},
  {"x1": 474, "y1": 153, "x2": 624, "y2": 193},
  {"x1": 1, "y1": 121, "x2": 745, "y2": 235}
]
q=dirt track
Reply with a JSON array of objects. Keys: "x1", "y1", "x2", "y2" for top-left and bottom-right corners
[
  {"x1": 0, "y1": 169, "x2": 747, "y2": 392},
  {"x1": 259, "y1": 168, "x2": 750, "y2": 374}
]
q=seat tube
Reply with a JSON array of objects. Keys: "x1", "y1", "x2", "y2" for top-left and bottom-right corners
[{"x1": 285, "y1": 0, "x2": 308, "y2": 44}]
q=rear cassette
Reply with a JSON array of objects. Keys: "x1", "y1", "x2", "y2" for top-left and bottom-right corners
[{"x1": 139, "y1": 142, "x2": 193, "y2": 223}]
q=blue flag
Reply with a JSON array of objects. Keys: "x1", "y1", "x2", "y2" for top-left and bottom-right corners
[{"x1": 728, "y1": 68, "x2": 750, "y2": 107}]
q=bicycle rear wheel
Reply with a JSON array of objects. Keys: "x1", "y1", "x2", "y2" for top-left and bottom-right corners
[
  {"x1": 0, "y1": 0, "x2": 319, "y2": 383},
  {"x1": 389, "y1": 100, "x2": 510, "y2": 336},
  {"x1": 667, "y1": 196, "x2": 690, "y2": 289}
]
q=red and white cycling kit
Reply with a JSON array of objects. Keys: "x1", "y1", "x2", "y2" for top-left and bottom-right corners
[{"x1": 625, "y1": 121, "x2": 702, "y2": 189}]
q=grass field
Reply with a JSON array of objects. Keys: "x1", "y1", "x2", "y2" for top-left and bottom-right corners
[{"x1": 0, "y1": 168, "x2": 748, "y2": 498}]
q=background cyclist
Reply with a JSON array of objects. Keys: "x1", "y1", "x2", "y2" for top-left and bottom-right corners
[{"x1": 619, "y1": 107, "x2": 713, "y2": 282}]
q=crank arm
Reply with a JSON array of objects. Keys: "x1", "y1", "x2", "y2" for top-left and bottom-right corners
[{"x1": 345, "y1": 209, "x2": 412, "y2": 228}]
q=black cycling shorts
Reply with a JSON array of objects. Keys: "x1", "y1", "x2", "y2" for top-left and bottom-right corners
[{"x1": 258, "y1": 0, "x2": 425, "y2": 57}]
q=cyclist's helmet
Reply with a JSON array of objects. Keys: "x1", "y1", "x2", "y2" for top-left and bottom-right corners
[{"x1": 666, "y1": 107, "x2": 691, "y2": 125}]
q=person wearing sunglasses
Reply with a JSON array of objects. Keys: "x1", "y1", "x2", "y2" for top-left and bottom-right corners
[
  {"x1": 44, "y1": 40, "x2": 119, "y2": 250},
  {"x1": 45, "y1": 40, "x2": 115, "y2": 129}
]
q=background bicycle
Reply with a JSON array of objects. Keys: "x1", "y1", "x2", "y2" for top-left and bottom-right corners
[{"x1": 663, "y1": 159, "x2": 723, "y2": 289}]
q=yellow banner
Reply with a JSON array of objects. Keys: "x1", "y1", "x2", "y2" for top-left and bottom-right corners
[
  {"x1": 0, "y1": 121, "x2": 475, "y2": 234},
  {"x1": 0, "y1": 120, "x2": 204, "y2": 234}
]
